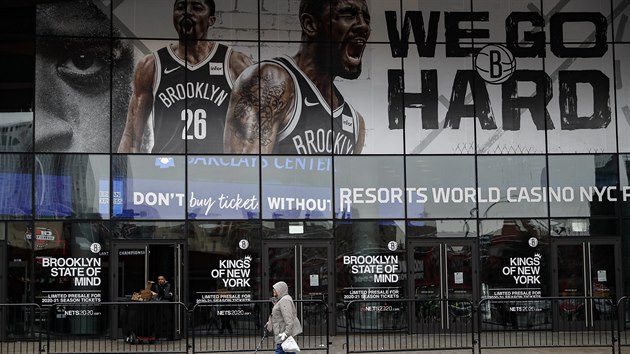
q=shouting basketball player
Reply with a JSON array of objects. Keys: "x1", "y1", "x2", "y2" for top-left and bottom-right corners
[
  {"x1": 224, "y1": 0, "x2": 370, "y2": 154},
  {"x1": 118, "y1": 0, "x2": 252, "y2": 153}
]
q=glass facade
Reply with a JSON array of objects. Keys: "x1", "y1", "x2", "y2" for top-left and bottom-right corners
[{"x1": 1, "y1": 0, "x2": 629, "y2": 335}]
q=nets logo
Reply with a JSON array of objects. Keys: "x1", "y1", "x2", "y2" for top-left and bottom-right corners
[
  {"x1": 155, "y1": 157, "x2": 175, "y2": 169},
  {"x1": 475, "y1": 44, "x2": 516, "y2": 84}
]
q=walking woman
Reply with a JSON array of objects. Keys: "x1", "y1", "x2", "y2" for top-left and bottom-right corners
[{"x1": 266, "y1": 281, "x2": 302, "y2": 354}]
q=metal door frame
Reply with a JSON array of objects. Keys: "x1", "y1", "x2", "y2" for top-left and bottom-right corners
[
  {"x1": 110, "y1": 239, "x2": 187, "y2": 338},
  {"x1": 551, "y1": 236, "x2": 622, "y2": 328},
  {"x1": 0, "y1": 237, "x2": 5, "y2": 304},
  {"x1": 0, "y1": 236, "x2": 5, "y2": 341},
  {"x1": 406, "y1": 238, "x2": 479, "y2": 331},
  {"x1": 262, "y1": 239, "x2": 335, "y2": 335}
]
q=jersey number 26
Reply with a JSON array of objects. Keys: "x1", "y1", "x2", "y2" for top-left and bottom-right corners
[{"x1": 181, "y1": 109, "x2": 207, "y2": 140}]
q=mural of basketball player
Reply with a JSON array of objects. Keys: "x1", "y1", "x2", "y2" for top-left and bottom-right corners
[
  {"x1": 118, "y1": 0, "x2": 252, "y2": 153},
  {"x1": 35, "y1": 0, "x2": 134, "y2": 153},
  {"x1": 224, "y1": 0, "x2": 370, "y2": 154}
]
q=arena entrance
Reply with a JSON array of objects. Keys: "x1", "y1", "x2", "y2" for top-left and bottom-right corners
[
  {"x1": 407, "y1": 239, "x2": 478, "y2": 332},
  {"x1": 262, "y1": 239, "x2": 335, "y2": 335},
  {"x1": 551, "y1": 237, "x2": 621, "y2": 330},
  {"x1": 110, "y1": 240, "x2": 186, "y2": 339}
]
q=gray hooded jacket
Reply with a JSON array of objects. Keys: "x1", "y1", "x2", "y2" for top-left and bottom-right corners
[{"x1": 268, "y1": 281, "x2": 303, "y2": 344}]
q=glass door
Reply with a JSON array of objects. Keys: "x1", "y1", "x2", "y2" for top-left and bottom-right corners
[
  {"x1": 110, "y1": 241, "x2": 185, "y2": 339},
  {"x1": 262, "y1": 240, "x2": 334, "y2": 334},
  {"x1": 552, "y1": 238, "x2": 620, "y2": 329},
  {"x1": 407, "y1": 239, "x2": 477, "y2": 332}
]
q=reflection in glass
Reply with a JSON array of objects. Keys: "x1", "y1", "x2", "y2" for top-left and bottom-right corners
[
  {"x1": 7, "y1": 222, "x2": 33, "y2": 304},
  {"x1": 557, "y1": 242, "x2": 617, "y2": 326},
  {"x1": 405, "y1": 156, "x2": 476, "y2": 218},
  {"x1": 188, "y1": 156, "x2": 259, "y2": 219},
  {"x1": 262, "y1": 156, "x2": 332, "y2": 219},
  {"x1": 262, "y1": 220, "x2": 333, "y2": 239},
  {"x1": 407, "y1": 220, "x2": 477, "y2": 238},
  {"x1": 267, "y1": 245, "x2": 328, "y2": 302},
  {"x1": 112, "y1": 155, "x2": 185, "y2": 219},
  {"x1": 616, "y1": 45, "x2": 630, "y2": 152},
  {"x1": 410, "y1": 241, "x2": 474, "y2": 332},
  {"x1": 548, "y1": 155, "x2": 618, "y2": 218},
  {"x1": 558, "y1": 244, "x2": 585, "y2": 297},
  {"x1": 335, "y1": 156, "x2": 404, "y2": 219},
  {"x1": 549, "y1": 218, "x2": 618, "y2": 237},
  {"x1": 0, "y1": 154, "x2": 32, "y2": 219},
  {"x1": 477, "y1": 156, "x2": 547, "y2": 218},
  {"x1": 619, "y1": 155, "x2": 630, "y2": 216},
  {"x1": 624, "y1": 221, "x2": 630, "y2": 298},
  {"x1": 265, "y1": 239, "x2": 332, "y2": 335},
  {"x1": 112, "y1": 221, "x2": 185, "y2": 240},
  {"x1": 35, "y1": 154, "x2": 109, "y2": 219},
  {"x1": 0, "y1": 113, "x2": 32, "y2": 153}
]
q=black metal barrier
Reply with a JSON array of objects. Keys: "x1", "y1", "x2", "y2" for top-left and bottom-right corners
[
  {"x1": 617, "y1": 296, "x2": 630, "y2": 352},
  {"x1": 0, "y1": 299, "x2": 328, "y2": 354},
  {"x1": 344, "y1": 298, "x2": 475, "y2": 354},
  {"x1": 477, "y1": 297, "x2": 616, "y2": 354},
  {"x1": 47, "y1": 302, "x2": 190, "y2": 354},
  {"x1": 3, "y1": 297, "x2": 628, "y2": 353},
  {"x1": 0, "y1": 303, "x2": 44, "y2": 354},
  {"x1": 344, "y1": 297, "x2": 621, "y2": 354},
  {"x1": 190, "y1": 299, "x2": 329, "y2": 354}
]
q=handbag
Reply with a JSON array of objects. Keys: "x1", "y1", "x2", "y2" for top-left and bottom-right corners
[{"x1": 281, "y1": 336, "x2": 300, "y2": 352}]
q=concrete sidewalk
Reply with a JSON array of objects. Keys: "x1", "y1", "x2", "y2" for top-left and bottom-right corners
[
  {"x1": 325, "y1": 334, "x2": 621, "y2": 354},
  {"x1": 5, "y1": 332, "x2": 623, "y2": 354}
]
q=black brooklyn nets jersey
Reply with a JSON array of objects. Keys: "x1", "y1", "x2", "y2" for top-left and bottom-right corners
[
  {"x1": 269, "y1": 56, "x2": 360, "y2": 154},
  {"x1": 151, "y1": 43, "x2": 233, "y2": 153}
]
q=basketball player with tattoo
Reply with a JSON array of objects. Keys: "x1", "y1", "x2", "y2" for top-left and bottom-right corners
[
  {"x1": 224, "y1": 0, "x2": 370, "y2": 154},
  {"x1": 118, "y1": 0, "x2": 252, "y2": 153}
]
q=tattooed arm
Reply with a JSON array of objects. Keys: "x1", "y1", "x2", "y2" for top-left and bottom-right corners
[
  {"x1": 118, "y1": 54, "x2": 155, "y2": 153},
  {"x1": 227, "y1": 49, "x2": 253, "y2": 85},
  {"x1": 355, "y1": 111, "x2": 366, "y2": 154},
  {"x1": 224, "y1": 62, "x2": 296, "y2": 153}
]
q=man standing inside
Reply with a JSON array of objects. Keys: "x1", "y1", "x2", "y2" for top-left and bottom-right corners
[
  {"x1": 118, "y1": 0, "x2": 252, "y2": 153},
  {"x1": 153, "y1": 275, "x2": 174, "y2": 301},
  {"x1": 152, "y1": 275, "x2": 175, "y2": 339},
  {"x1": 224, "y1": 0, "x2": 370, "y2": 154}
]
